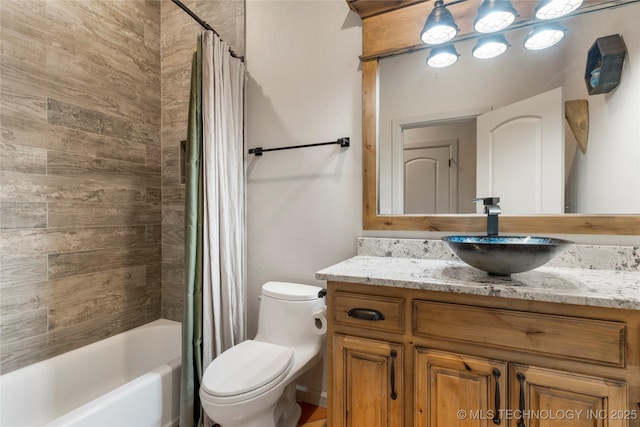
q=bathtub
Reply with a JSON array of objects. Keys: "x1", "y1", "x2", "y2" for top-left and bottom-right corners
[{"x1": 0, "y1": 319, "x2": 181, "y2": 427}]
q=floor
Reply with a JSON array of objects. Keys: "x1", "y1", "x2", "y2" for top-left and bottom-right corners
[{"x1": 297, "y1": 402, "x2": 327, "y2": 427}]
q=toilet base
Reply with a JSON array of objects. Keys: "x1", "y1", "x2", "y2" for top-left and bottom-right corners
[
  {"x1": 276, "y1": 402, "x2": 301, "y2": 427},
  {"x1": 208, "y1": 383, "x2": 302, "y2": 427},
  {"x1": 273, "y1": 383, "x2": 300, "y2": 427}
]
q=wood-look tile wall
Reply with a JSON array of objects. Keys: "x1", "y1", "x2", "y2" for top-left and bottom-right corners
[
  {"x1": 0, "y1": 0, "x2": 162, "y2": 374},
  {"x1": 160, "y1": 0, "x2": 245, "y2": 321}
]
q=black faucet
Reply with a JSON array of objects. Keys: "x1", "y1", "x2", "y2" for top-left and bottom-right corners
[{"x1": 473, "y1": 197, "x2": 501, "y2": 236}]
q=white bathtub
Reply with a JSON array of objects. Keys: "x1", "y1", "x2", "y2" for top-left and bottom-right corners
[{"x1": 0, "y1": 319, "x2": 181, "y2": 427}]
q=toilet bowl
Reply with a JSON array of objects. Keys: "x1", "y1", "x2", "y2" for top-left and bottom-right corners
[{"x1": 200, "y1": 281, "x2": 327, "y2": 427}]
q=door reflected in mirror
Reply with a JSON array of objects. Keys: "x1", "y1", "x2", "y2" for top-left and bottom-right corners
[{"x1": 378, "y1": 3, "x2": 640, "y2": 216}]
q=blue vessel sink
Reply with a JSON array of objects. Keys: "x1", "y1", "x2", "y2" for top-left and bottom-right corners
[{"x1": 442, "y1": 236, "x2": 574, "y2": 276}]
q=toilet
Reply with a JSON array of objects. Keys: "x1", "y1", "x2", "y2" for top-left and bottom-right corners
[{"x1": 200, "y1": 281, "x2": 327, "y2": 427}]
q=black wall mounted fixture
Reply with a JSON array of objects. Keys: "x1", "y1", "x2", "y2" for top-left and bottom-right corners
[
  {"x1": 585, "y1": 34, "x2": 627, "y2": 95},
  {"x1": 248, "y1": 138, "x2": 350, "y2": 156}
]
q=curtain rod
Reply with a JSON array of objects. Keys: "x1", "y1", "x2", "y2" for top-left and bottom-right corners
[{"x1": 170, "y1": 0, "x2": 244, "y2": 62}]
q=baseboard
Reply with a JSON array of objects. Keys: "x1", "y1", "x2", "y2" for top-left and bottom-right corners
[{"x1": 296, "y1": 385, "x2": 327, "y2": 408}]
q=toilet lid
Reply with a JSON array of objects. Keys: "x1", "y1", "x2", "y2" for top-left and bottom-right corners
[
  {"x1": 201, "y1": 340, "x2": 293, "y2": 397},
  {"x1": 262, "y1": 281, "x2": 322, "y2": 301}
]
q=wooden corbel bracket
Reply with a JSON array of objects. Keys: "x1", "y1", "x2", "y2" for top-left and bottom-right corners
[{"x1": 565, "y1": 99, "x2": 589, "y2": 154}]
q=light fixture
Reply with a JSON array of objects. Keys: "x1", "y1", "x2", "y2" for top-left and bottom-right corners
[
  {"x1": 474, "y1": 0, "x2": 518, "y2": 33},
  {"x1": 524, "y1": 24, "x2": 566, "y2": 50},
  {"x1": 421, "y1": 0, "x2": 459, "y2": 45},
  {"x1": 426, "y1": 45, "x2": 460, "y2": 68},
  {"x1": 535, "y1": 0, "x2": 583, "y2": 19},
  {"x1": 472, "y1": 34, "x2": 510, "y2": 59}
]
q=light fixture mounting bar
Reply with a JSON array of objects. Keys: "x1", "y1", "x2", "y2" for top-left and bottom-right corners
[
  {"x1": 443, "y1": 0, "x2": 468, "y2": 7},
  {"x1": 361, "y1": 0, "x2": 638, "y2": 60}
]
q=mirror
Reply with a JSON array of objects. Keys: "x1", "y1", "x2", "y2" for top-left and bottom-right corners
[
  {"x1": 378, "y1": 5, "x2": 639, "y2": 216},
  {"x1": 362, "y1": 1, "x2": 640, "y2": 234}
]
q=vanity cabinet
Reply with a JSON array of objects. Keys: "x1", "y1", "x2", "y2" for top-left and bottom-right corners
[
  {"x1": 415, "y1": 349, "x2": 628, "y2": 427},
  {"x1": 332, "y1": 335, "x2": 404, "y2": 427},
  {"x1": 510, "y1": 364, "x2": 628, "y2": 427},
  {"x1": 330, "y1": 291, "x2": 405, "y2": 426},
  {"x1": 327, "y1": 281, "x2": 639, "y2": 427},
  {"x1": 415, "y1": 349, "x2": 507, "y2": 427}
]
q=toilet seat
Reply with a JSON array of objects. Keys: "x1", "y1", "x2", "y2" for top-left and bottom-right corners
[{"x1": 201, "y1": 340, "x2": 294, "y2": 404}]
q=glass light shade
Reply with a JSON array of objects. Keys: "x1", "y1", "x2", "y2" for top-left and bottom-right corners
[
  {"x1": 421, "y1": 1, "x2": 459, "y2": 44},
  {"x1": 474, "y1": 0, "x2": 518, "y2": 33},
  {"x1": 472, "y1": 35, "x2": 510, "y2": 59},
  {"x1": 535, "y1": 0, "x2": 583, "y2": 19},
  {"x1": 524, "y1": 25, "x2": 566, "y2": 50},
  {"x1": 426, "y1": 45, "x2": 460, "y2": 68},
  {"x1": 421, "y1": 24, "x2": 458, "y2": 44}
]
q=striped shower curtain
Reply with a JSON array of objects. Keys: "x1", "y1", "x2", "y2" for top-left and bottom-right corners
[{"x1": 181, "y1": 30, "x2": 246, "y2": 427}]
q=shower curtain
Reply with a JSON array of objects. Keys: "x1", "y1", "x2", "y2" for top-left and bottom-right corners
[{"x1": 181, "y1": 30, "x2": 246, "y2": 427}]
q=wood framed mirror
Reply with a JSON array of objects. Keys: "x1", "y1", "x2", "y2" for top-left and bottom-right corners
[{"x1": 356, "y1": 0, "x2": 640, "y2": 235}]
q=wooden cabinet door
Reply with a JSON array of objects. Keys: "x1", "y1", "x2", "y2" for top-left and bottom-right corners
[
  {"x1": 415, "y1": 349, "x2": 508, "y2": 427},
  {"x1": 509, "y1": 364, "x2": 629, "y2": 427},
  {"x1": 332, "y1": 335, "x2": 403, "y2": 427}
]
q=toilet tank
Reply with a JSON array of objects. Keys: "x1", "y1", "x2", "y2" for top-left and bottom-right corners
[{"x1": 254, "y1": 282, "x2": 326, "y2": 347}]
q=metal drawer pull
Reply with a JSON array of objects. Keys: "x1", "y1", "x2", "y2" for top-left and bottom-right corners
[
  {"x1": 347, "y1": 308, "x2": 385, "y2": 321},
  {"x1": 492, "y1": 369, "x2": 501, "y2": 425},
  {"x1": 517, "y1": 372, "x2": 526, "y2": 427},
  {"x1": 390, "y1": 350, "x2": 398, "y2": 400}
]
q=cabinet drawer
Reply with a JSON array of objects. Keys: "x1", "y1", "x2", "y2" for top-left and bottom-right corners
[
  {"x1": 413, "y1": 301, "x2": 626, "y2": 366},
  {"x1": 333, "y1": 292, "x2": 404, "y2": 333}
]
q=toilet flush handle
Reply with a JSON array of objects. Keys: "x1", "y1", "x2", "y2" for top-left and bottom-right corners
[{"x1": 318, "y1": 288, "x2": 327, "y2": 303}]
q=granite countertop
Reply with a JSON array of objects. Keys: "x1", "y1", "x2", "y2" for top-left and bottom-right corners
[{"x1": 316, "y1": 255, "x2": 640, "y2": 310}]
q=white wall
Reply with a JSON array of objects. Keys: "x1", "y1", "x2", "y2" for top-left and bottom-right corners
[
  {"x1": 245, "y1": 0, "x2": 363, "y2": 402},
  {"x1": 562, "y1": 4, "x2": 640, "y2": 214}
]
